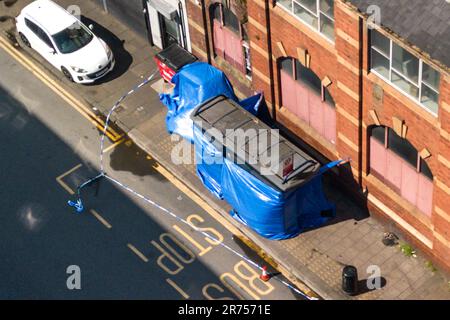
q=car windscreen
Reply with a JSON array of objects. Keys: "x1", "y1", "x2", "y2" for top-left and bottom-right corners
[{"x1": 52, "y1": 22, "x2": 93, "y2": 54}]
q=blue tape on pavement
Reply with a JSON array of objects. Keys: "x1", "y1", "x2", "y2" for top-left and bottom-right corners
[{"x1": 70, "y1": 69, "x2": 318, "y2": 300}]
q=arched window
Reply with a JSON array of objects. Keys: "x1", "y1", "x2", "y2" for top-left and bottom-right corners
[
  {"x1": 211, "y1": 3, "x2": 248, "y2": 74},
  {"x1": 369, "y1": 126, "x2": 433, "y2": 216},
  {"x1": 279, "y1": 57, "x2": 336, "y2": 144}
]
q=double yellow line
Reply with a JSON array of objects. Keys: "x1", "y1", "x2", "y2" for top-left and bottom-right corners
[{"x1": 0, "y1": 36, "x2": 122, "y2": 142}]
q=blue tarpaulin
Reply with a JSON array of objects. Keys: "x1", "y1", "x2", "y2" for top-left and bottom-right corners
[
  {"x1": 193, "y1": 124, "x2": 339, "y2": 240},
  {"x1": 160, "y1": 62, "x2": 238, "y2": 142},
  {"x1": 161, "y1": 62, "x2": 338, "y2": 240}
]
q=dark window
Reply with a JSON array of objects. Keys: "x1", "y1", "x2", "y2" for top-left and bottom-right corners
[
  {"x1": 387, "y1": 128, "x2": 417, "y2": 168},
  {"x1": 420, "y1": 159, "x2": 433, "y2": 180},
  {"x1": 369, "y1": 126, "x2": 434, "y2": 215},
  {"x1": 241, "y1": 23, "x2": 249, "y2": 41},
  {"x1": 25, "y1": 18, "x2": 54, "y2": 49},
  {"x1": 52, "y1": 22, "x2": 93, "y2": 54},
  {"x1": 280, "y1": 57, "x2": 293, "y2": 76},
  {"x1": 371, "y1": 126, "x2": 386, "y2": 144},
  {"x1": 295, "y1": 60, "x2": 321, "y2": 95},
  {"x1": 38, "y1": 30, "x2": 54, "y2": 48},
  {"x1": 223, "y1": 7, "x2": 240, "y2": 34},
  {"x1": 213, "y1": 4, "x2": 221, "y2": 21},
  {"x1": 24, "y1": 18, "x2": 39, "y2": 34}
]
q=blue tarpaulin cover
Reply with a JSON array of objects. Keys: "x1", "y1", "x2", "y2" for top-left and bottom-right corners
[
  {"x1": 161, "y1": 62, "x2": 337, "y2": 240},
  {"x1": 193, "y1": 124, "x2": 338, "y2": 240},
  {"x1": 160, "y1": 62, "x2": 238, "y2": 142}
]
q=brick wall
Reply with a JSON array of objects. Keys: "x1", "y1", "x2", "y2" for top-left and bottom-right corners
[
  {"x1": 185, "y1": 0, "x2": 450, "y2": 271},
  {"x1": 185, "y1": 0, "x2": 253, "y2": 99}
]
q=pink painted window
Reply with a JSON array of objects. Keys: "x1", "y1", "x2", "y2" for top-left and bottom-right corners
[
  {"x1": 369, "y1": 137, "x2": 387, "y2": 177},
  {"x1": 401, "y1": 161, "x2": 419, "y2": 205},
  {"x1": 323, "y1": 103, "x2": 336, "y2": 144},
  {"x1": 417, "y1": 175, "x2": 433, "y2": 216},
  {"x1": 212, "y1": 5, "x2": 245, "y2": 73},
  {"x1": 213, "y1": 19, "x2": 224, "y2": 57},
  {"x1": 296, "y1": 80, "x2": 309, "y2": 123},
  {"x1": 280, "y1": 70, "x2": 297, "y2": 114},
  {"x1": 386, "y1": 151, "x2": 402, "y2": 192},
  {"x1": 279, "y1": 57, "x2": 336, "y2": 144},
  {"x1": 369, "y1": 126, "x2": 433, "y2": 217},
  {"x1": 223, "y1": 27, "x2": 244, "y2": 72},
  {"x1": 308, "y1": 92, "x2": 324, "y2": 137}
]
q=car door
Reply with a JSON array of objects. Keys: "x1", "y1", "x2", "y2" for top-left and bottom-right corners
[
  {"x1": 23, "y1": 18, "x2": 42, "y2": 49},
  {"x1": 35, "y1": 28, "x2": 60, "y2": 68},
  {"x1": 24, "y1": 18, "x2": 60, "y2": 68}
]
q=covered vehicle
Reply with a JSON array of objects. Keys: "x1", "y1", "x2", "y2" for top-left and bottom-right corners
[
  {"x1": 191, "y1": 95, "x2": 337, "y2": 240},
  {"x1": 160, "y1": 62, "x2": 238, "y2": 142}
]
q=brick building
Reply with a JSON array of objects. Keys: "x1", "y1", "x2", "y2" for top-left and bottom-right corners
[
  {"x1": 100, "y1": 0, "x2": 450, "y2": 270},
  {"x1": 182, "y1": 0, "x2": 450, "y2": 271}
]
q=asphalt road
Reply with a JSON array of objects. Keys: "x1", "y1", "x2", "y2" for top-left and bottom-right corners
[{"x1": 0, "y1": 47, "x2": 300, "y2": 300}]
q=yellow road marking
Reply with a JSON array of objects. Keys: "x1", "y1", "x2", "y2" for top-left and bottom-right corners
[
  {"x1": 166, "y1": 278, "x2": 190, "y2": 299},
  {"x1": 172, "y1": 224, "x2": 213, "y2": 257},
  {"x1": 127, "y1": 243, "x2": 149, "y2": 263},
  {"x1": 148, "y1": 155, "x2": 319, "y2": 299},
  {"x1": 0, "y1": 36, "x2": 122, "y2": 142},
  {"x1": 150, "y1": 161, "x2": 243, "y2": 236},
  {"x1": 103, "y1": 138, "x2": 126, "y2": 154},
  {"x1": 56, "y1": 164, "x2": 83, "y2": 195},
  {"x1": 90, "y1": 209, "x2": 112, "y2": 229}
]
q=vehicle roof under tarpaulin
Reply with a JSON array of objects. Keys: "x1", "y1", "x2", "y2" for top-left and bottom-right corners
[{"x1": 159, "y1": 62, "x2": 339, "y2": 240}]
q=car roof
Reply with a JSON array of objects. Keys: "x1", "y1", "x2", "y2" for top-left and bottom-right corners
[{"x1": 22, "y1": 0, "x2": 78, "y2": 35}]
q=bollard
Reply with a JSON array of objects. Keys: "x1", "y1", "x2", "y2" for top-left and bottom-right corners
[{"x1": 342, "y1": 265, "x2": 358, "y2": 296}]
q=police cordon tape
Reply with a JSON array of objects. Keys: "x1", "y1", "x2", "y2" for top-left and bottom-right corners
[{"x1": 68, "y1": 69, "x2": 319, "y2": 301}]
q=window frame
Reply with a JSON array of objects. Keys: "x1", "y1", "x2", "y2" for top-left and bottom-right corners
[
  {"x1": 277, "y1": 0, "x2": 335, "y2": 43},
  {"x1": 370, "y1": 126, "x2": 432, "y2": 181},
  {"x1": 369, "y1": 29, "x2": 440, "y2": 116},
  {"x1": 279, "y1": 57, "x2": 337, "y2": 144},
  {"x1": 281, "y1": 57, "x2": 334, "y2": 106},
  {"x1": 212, "y1": 3, "x2": 252, "y2": 77},
  {"x1": 213, "y1": 3, "x2": 242, "y2": 37}
]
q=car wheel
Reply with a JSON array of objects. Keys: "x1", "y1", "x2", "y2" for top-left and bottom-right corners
[
  {"x1": 19, "y1": 33, "x2": 31, "y2": 48},
  {"x1": 61, "y1": 67, "x2": 74, "y2": 82}
]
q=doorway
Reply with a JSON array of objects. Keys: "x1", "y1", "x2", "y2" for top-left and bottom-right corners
[
  {"x1": 144, "y1": 0, "x2": 190, "y2": 50},
  {"x1": 158, "y1": 12, "x2": 179, "y2": 48}
]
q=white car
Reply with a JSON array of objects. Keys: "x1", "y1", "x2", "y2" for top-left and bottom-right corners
[{"x1": 16, "y1": 0, "x2": 115, "y2": 84}]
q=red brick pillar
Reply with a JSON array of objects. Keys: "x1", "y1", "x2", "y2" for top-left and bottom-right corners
[
  {"x1": 247, "y1": 0, "x2": 275, "y2": 117},
  {"x1": 433, "y1": 74, "x2": 450, "y2": 269},
  {"x1": 334, "y1": 1, "x2": 363, "y2": 188}
]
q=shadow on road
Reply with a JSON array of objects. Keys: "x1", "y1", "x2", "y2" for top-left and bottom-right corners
[
  {"x1": 0, "y1": 83, "x2": 241, "y2": 299},
  {"x1": 109, "y1": 141, "x2": 165, "y2": 180}
]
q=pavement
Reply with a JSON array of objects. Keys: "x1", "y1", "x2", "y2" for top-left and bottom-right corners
[{"x1": 1, "y1": 0, "x2": 450, "y2": 300}]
